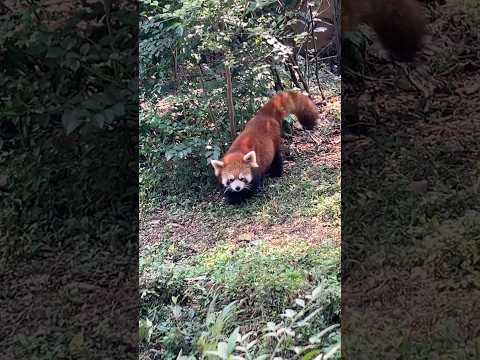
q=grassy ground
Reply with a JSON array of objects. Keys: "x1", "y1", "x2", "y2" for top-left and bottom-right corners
[
  {"x1": 139, "y1": 89, "x2": 341, "y2": 359},
  {"x1": 342, "y1": 1, "x2": 480, "y2": 358}
]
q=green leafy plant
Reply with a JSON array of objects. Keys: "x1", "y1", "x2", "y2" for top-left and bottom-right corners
[{"x1": 140, "y1": 284, "x2": 340, "y2": 360}]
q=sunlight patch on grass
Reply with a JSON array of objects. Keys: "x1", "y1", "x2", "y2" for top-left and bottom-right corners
[
  {"x1": 313, "y1": 192, "x2": 341, "y2": 225},
  {"x1": 180, "y1": 240, "x2": 340, "y2": 310}
]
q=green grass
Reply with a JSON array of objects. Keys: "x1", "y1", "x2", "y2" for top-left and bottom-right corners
[
  {"x1": 208, "y1": 172, "x2": 337, "y2": 224},
  {"x1": 182, "y1": 240, "x2": 340, "y2": 311},
  {"x1": 145, "y1": 161, "x2": 340, "y2": 230},
  {"x1": 140, "y1": 238, "x2": 340, "y2": 309}
]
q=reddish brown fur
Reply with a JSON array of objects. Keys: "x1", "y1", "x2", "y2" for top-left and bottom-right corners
[
  {"x1": 219, "y1": 91, "x2": 319, "y2": 178},
  {"x1": 343, "y1": 0, "x2": 427, "y2": 61}
]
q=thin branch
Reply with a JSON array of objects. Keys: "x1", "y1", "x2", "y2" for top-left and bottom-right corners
[
  {"x1": 308, "y1": 4, "x2": 325, "y2": 100},
  {"x1": 289, "y1": 54, "x2": 310, "y2": 93},
  {"x1": 270, "y1": 65, "x2": 284, "y2": 92},
  {"x1": 332, "y1": 0, "x2": 341, "y2": 64}
]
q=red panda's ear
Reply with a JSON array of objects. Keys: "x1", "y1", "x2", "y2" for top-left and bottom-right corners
[
  {"x1": 210, "y1": 160, "x2": 224, "y2": 176},
  {"x1": 243, "y1": 151, "x2": 259, "y2": 168}
]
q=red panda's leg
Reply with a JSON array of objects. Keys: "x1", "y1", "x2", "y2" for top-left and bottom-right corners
[{"x1": 268, "y1": 152, "x2": 283, "y2": 178}]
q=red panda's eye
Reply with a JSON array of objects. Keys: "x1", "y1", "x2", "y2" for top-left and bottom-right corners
[{"x1": 239, "y1": 176, "x2": 245, "y2": 181}]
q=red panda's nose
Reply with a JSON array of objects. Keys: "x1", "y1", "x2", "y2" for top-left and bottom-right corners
[{"x1": 234, "y1": 186, "x2": 241, "y2": 191}]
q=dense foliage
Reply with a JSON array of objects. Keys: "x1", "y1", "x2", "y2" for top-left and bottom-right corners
[
  {"x1": 139, "y1": 0, "x2": 338, "y2": 210},
  {"x1": 1, "y1": 2, "x2": 137, "y2": 135}
]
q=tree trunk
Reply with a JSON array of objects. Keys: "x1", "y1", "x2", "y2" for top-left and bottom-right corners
[{"x1": 224, "y1": 66, "x2": 236, "y2": 138}]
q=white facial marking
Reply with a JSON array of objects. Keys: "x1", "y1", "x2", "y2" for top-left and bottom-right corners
[
  {"x1": 230, "y1": 179, "x2": 245, "y2": 192},
  {"x1": 221, "y1": 172, "x2": 252, "y2": 191}
]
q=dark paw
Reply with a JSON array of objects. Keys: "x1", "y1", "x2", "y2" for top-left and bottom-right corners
[
  {"x1": 224, "y1": 189, "x2": 253, "y2": 205},
  {"x1": 268, "y1": 153, "x2": 283, "y2": 178}
]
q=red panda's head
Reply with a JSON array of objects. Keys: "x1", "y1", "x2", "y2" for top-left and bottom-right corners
[{"x1": 210, "y1": 151, "x2": 259, "y2": 192}]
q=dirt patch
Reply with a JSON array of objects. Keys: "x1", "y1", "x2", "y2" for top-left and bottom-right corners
[
  {"x1": 140, "y1": 210, "x2": 224, "y2": 254},
  {"x1": 287, "y1": 94, "x2": 341, "y2": 169},
  {"x1": 230, "y1": 217, "x2": 340, "y2": 247},
  {"x1": 309, "y1": 132, "x2": 341, "y2": 169},
  {"x1": 141, "y1": 211, "x2": 339, "y2": 258}
]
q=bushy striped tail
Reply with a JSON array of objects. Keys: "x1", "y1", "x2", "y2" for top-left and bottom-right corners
[{"x1": 257, "y1": 91, "x2": 319, "y2": 130}]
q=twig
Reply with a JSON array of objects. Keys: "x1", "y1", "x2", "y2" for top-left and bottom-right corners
[
  {"x1": 332, "y1": 0, "x2": 341, "y2": 64},
  {"x1": 309, "y1": 132, "x2": 321, "y2": 146},
  {"x1": 173, "y1": 49, "x2": 179, "y2": 93},
  {"x1": 317, "y1": 55, "x2": 337, "y2": 61},
  {"x1": 270, "y1": 65, "x2": 284, "y2": 91},
  {"x1": 286, "y1": 63, "x2": 302, "y2": 89}
]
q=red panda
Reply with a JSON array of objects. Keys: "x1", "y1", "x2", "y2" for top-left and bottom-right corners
[
  {"x1": 343, "y1": 0, "x2": 427, "y2": 61},
  {"x1": 211, "y1": 91, "x2": 319, "y2": 204}
]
